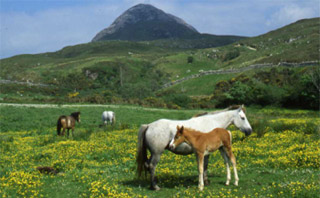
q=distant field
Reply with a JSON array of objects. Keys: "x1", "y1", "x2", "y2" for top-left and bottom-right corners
[{"x1": 0, "y1": 104, "x2": 319, "y2": 197}]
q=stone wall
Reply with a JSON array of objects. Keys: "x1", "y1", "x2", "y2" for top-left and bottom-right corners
[{"x1": 162, "y1": 61, "x2": 319, "y2": 88}]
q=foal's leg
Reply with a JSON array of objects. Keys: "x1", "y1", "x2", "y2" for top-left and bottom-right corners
[
  {"x1": 149, "y1": 153, "x2": 161, "y2": 191},
  {"x1": 219, "y1": 147, "x2": 231, "y2": 186},
  {"x1": 197, "y1": 153, "x2": 205, "y2": 191},
  {"x1": 203, "y1": 155, "x2": 210, "y2": 185},
  {"x1": 225, "y1": 147, "x2": 239, "y2": 186}
]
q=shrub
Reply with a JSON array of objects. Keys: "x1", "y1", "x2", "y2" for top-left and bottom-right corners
[
  {"x1": 143, "y1": 97, "x2": 167, "y2": 108},
  {"x1": 222, "y1": 49, "x2": 240, "y2": 61},
  {"x1": 249, "y1": 117, "x2": 270, "y2": 137},
  {"x1": 187, "y1": 56, "x2": 194, "y2": 63},
  {"x1": 163, "y1": 94, "x2": 192, "y2": 108}
]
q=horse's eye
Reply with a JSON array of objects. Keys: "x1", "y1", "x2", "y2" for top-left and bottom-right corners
[{"x1": 241, "y1": 117, "x2": 245, "y2": 120}]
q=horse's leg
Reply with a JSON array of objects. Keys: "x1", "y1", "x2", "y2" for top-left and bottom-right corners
[
  {"x1": 62, "y1": 128, "x2": 65, "y2": 136},
  {"x1": 197, "y1": 153, "x2": 205, "y2": 191},
  {"x1": 203, "y1": 155, "x2": 210, "y2": 185},
  {"x1": 149, "y1": 153, "x2": 161, "y2": 191},
  {"x1": 67, "y1": 129, "x2": 70, "y2": 137},
  {"x1": 219, "y1": 147, "x2": 231, "y2": 186},
  {"x1": 225, "y1": 147, "x2": 239, "y2": 186}
]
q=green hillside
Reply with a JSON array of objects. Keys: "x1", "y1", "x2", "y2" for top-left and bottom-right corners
[{"x1": 0, "y1": 18, "x2": 319, "y2": 109}]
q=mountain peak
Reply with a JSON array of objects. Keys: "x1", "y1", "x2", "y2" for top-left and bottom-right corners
[{"x1": 92, "y1": 4, "x2": 199, "y2": 42}]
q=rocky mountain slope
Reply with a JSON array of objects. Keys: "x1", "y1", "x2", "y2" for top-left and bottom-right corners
[
  {"x1": 92, "y1": 4, "x2": 199, "y2": 41},
  {"x1": 92, "y1": 3, "x2": 245, "y2": 45}
]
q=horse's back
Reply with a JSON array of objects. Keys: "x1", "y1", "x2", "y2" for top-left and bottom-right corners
[
  {"x1": 102, "y1": 111, "x2": 115, "y2": 123},
  {"x1": 146, "y1": 119, "x2": 185, "y2": 144},
  {"x1": 58, "y1": 115, "x2": 67, "y2": 124},
  {"x1": 102, "y1": 111, "x2": 110, "y2": 118}
]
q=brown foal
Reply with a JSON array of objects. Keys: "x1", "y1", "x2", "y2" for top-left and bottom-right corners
[{"x1": 169, "y1": 126, "x2": 239, "y2": 191}]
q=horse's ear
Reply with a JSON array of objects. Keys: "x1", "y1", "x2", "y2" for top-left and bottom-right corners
[
  {"x1": 237, "y1": 105, "x2": 243, "y2": 112},
  {"x1": 176, "y1": 125, "x2": 180, "y2": 131},
  {"x1": 180, "y1": 126, "x2": 184, "y2": 134},
  {"x1": 240, "y1": 104, "x2": 246, "y2": 113}
]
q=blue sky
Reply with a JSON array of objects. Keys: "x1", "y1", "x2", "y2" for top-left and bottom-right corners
[{"x1": 1, "y1": 0, "x2": 319, "y2": 58}]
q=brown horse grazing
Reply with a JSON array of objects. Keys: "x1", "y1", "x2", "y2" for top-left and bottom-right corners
[
  {"x1": 57, "y1": 112, "x2": 81, "y2": 137},
  {"x1": 169, "y1": 126, "x2": 238, "y2": 191}
]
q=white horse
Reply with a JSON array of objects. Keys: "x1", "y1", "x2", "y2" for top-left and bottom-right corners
[
  {"x1": 136, "y1": 105, "x2": 252, "y2": 190},
  {"x1": 102, "y1": 111, "x2": 115, "y2": 126}
]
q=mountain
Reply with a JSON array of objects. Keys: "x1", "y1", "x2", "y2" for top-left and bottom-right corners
[
  {"x1": 91, "y1": 3, "x2": 246, "y2": 47},
  {"x1": 92, "y1": 4, "x2": 200, "y2": 41}
]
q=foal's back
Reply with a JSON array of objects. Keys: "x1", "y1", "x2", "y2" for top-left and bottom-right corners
[
  {"x1": 208, "y1": 128, "x2": 231, "y2": 142},
  {"x1": 198, "y1": 128, "x2": 232, "y2": 152}
]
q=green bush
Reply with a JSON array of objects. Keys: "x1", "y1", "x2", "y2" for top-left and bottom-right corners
[
  {"x1": 222, "y1": 49, "x2": 240, "y2": 61},
  {"x1": 143, "y1": 97, "x2": 167, "y2": 108},
  {"x1": 163, "y1": 94, "x2": 192, "y2": 108},
  {"x1": 187, "y1": 56, "x2": 194, "y2": 63}
]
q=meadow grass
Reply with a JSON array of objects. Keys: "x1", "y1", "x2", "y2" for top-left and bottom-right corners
[{"x1": 0, "y1": 104, "x2": 319, "y2": 197}]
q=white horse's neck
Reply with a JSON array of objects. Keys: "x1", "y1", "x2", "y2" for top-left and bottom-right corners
[{"x1": 192, "y1": 110, "x2": 235, "y2": 132}]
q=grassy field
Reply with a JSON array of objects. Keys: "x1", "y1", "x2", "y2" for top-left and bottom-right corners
[{"x1": 0, "y1": 104, "x2": 319, "y2": 197}]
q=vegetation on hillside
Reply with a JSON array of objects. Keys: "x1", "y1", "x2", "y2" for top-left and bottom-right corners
[{"x1": 0, "y1": 18, "x2": 319, "y2": 109}]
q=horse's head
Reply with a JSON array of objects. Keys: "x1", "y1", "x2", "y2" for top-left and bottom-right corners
[
  {"x1": 71, "y1": 112, "x2": 81, "y2": 123},
  {"x1": 232, "y1": 105, "x2": 252, "y2": 136},
  {"x1": 169, "y1": 126, "x2": 186, "y2": 150}
]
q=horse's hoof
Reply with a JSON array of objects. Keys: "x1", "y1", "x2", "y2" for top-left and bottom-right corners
[
  {"x1": 234, "y1": 182, "x2": 238, "y2": 186},
  {"x1": 150, "y1": 185, "x2": 161, "y2": 191}
]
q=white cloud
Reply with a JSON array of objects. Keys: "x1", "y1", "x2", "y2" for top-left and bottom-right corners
[
  {"x1": 0, "y1": 0, "x2": 319, "y2": 58},
  {"x1": 266, "y1": 3, "x2": 318, "y2": 27},
  {"x1": 0, "y1": 3, "x2": 127, "y2": 58}
]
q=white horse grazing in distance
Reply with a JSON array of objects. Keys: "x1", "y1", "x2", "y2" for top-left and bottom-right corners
[{"x1": 102, "y1": 111, "x2": 115, "y2": 126}]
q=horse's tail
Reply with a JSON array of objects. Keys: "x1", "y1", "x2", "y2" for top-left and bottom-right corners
[
  {"x1": 57, "y1": 116, "x2": 66, "y2": 135},
  {"x1": 57, "y1": 117, "x2": 62, "y2": 135},
  {"x1": 136, "y1": 124, "x2": 149, "y2": 178}
]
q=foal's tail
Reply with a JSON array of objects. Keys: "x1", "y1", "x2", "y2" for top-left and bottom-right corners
[{"x1": 136, "y1": 124, "x2": 148, "y2": 177}]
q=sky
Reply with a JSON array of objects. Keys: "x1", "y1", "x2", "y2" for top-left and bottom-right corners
[{"x1": 0, "y1": 0, "x2": 319, "y2": 59}]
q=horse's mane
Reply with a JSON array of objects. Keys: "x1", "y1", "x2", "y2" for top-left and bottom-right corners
[{"x1": 192, "y1": 105, "x2": 245, "y2": 118}]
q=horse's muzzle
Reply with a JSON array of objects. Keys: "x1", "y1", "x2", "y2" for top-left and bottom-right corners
[{"x1": 244, "y1": 128, "x2": 252, "y2": 136}]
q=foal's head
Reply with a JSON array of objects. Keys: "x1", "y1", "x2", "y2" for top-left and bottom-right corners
[{"x1": 169, "y1": 126, "x2": 186, "y2": 150}]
